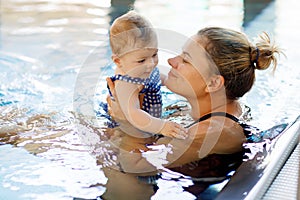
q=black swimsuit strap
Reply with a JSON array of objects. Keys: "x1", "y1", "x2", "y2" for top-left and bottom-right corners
[{"x1": 185, "y1": 112, "x2": 239, "y2": 129}]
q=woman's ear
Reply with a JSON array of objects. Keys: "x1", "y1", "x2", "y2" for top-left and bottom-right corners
[
  {"x1": 112, "y1": 55, "x2": 122, "y2": 68},
  {"x1": 205, "y1": 75, "x2": 224, "y2": 93}
]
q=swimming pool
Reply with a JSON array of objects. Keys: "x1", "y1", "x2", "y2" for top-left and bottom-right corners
[{"x1": 0, "y1": 0, "x2": 299, "y2": 199}]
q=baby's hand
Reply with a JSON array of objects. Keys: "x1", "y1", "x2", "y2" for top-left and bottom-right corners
[{"x1": 160, "y1": 121, "x2": 188, "y2": 139}]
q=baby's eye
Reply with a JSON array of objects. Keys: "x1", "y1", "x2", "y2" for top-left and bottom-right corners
[
  {"x1": 152, "y1": 53, "x2": 157, "y2": 57},
  {"x1": 137, "y1": 59, "x2": 146, "y2": 63}
]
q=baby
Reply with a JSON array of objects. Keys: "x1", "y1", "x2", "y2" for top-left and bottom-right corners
[{"x1": 107, "y1": 11, "x2": 187, "y2": 139}]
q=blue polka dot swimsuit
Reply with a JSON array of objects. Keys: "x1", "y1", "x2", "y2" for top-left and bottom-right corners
[{"x1": 109, "y1": 67, "x2": 163, "y2": 118}]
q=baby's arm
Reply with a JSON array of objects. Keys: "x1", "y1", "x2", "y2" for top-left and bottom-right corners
[{"x1": 115, "y1": 81, "x2": 187, "y2": 139}]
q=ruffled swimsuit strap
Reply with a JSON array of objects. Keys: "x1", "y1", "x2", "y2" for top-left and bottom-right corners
[
  {"x1": 112, "y1": 74, "x2": 149, "y2": 85},
  {"x1": 108, "y1": 74, "x2": 149, "y2": 98}
]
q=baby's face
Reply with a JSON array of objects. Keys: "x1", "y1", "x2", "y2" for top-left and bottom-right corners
[{"x1": 118, "y1": 48, "x2": 158, "y2": 78}]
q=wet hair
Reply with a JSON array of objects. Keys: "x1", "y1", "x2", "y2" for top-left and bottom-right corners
[
  {"x1": 109, "y1": 11, "x2": 157, "y2": 56},
  {"x1": 197, "y1": 27, "x2": 282, "y2": 100}
]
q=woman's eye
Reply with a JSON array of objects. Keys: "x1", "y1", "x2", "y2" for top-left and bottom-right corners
[{"x1": 137, "y1": 59, "x2": 145, "y2": 63}]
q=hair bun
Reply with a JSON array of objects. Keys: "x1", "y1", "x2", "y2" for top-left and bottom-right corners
[{"x1": 253, "y1": 32, "x2": 282, "y2": 71}]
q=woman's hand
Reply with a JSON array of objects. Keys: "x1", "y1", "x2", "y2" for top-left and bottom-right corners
[{"x1": 106, "y1": 77, "x2": 127, "y2": 122}]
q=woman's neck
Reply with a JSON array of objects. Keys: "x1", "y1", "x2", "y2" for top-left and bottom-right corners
[{"x1": 187, "y1": 94, "x2": 240, "y2": 120}]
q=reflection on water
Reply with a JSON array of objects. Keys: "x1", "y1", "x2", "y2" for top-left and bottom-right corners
[
  {"x1": 243, "y1": 0, "x2": 274, "y2": 26},
  {"x1": 0, "y1": 0, "x2": 300, "y2": 199},
  {"x1": 109, "y1": 0, "x2": 136, "y2": 24},
  {"x1": 0, "y1": 106, "x2": 106, "y2": 199}
]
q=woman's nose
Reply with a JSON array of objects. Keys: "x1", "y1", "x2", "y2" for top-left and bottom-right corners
[{"x1": 168, "y1": 56, "x2": 178, "y2": 68}]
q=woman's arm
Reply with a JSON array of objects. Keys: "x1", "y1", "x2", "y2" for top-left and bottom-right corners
[
  {"x1": 118, "y1": 124, "x2": 206, "y2": 173},
  {"x1": 116, "y1": 132, "x2": 159, "y2": 175}
]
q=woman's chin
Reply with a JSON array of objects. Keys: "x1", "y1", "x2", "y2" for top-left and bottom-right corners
[{"x1": 164, "y1": 79, "x2": 176, "y2": 90}]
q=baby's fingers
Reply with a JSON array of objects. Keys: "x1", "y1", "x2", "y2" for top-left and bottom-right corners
[
  {"x1": 173, "y1": 131, "x2": 187, "y2": 139},
  {"x1": 172, "y1": 124, "x2": 188, "y2": 139},
  {"x1": 174, "y1": 123, "x2": 188, "y2": 134}
]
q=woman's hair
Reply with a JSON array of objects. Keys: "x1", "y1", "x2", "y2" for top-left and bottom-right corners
[
  {"x1": 197, "y1": 27, "x2": 282, "y2": 100},
  {"x1": 109, "y1": 11, "x2": 157, "y2": 56}
]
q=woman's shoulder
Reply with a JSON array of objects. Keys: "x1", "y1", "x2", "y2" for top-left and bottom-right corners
[
  {"x1": 189, "y1": 116, "x2": 236, "y2": 135},
  {"x1": 188, "y1": 116, "x2": 245, "y2": 154},
  {"x1": 210, "y1": 118, "x2": 245, "y2": 154}
]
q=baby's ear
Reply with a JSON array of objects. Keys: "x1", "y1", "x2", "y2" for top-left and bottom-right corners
[
  {"x1": 205, "y1": 75, "x2": 224, "y2": 93},
  {"x1": 111, "y1": 55, "x2": 122, "y2": 68}
]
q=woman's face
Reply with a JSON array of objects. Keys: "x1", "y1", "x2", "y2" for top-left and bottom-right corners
[{"x1": 165, "y1": 36, "x2": 215, "y2": 99}]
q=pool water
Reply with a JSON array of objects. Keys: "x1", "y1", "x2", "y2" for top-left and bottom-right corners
[{"x1": 0, "y1": 0, "x2": 300, "y2": 199}]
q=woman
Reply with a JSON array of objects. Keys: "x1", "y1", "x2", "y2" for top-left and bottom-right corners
[{"x1": 103, "y1": 27, "x2": 281, "y2": 198}]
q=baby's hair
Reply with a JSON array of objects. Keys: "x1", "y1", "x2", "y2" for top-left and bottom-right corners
[
  {"x1": 109, "y1": 11, "x2": 157, "y2": 56},
  {"x1": 197, "y1": 27, "x2": 282, "y2": 100}
]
